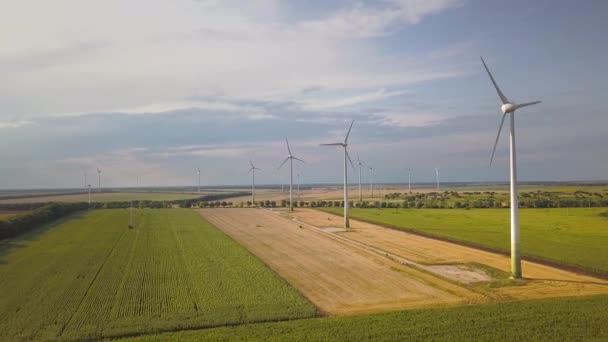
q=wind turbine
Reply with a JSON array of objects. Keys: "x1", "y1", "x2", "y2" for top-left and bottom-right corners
[
  {"x1": 406, "y1": 168, "x2": 412, "y2": 194},
  {"x1": 278, "y1": 139, "x2": 304, "y2": 211},
  {"x1": 248, "y1": 160, "x2": 261, "y2": 204},
  {"x1": 481, "y1": 56, "x2": 541, "y2": 279},
  {"x1": 356, "y1": 154, "x2": 364, "y2": 202},
  {"x1": 97, "y1": 168, "x2": 102, "y2": 193},
  {"x1": 368, "y1": 166, "x2": 374, "y2": 199},
  {"x1": 321, "y1": 120, "x2": 355, "y2": 229},
  {"x1": 196, "y1": 168, "x2": 201, "y2": 194},
  {"x1": 435, "y1": 167, "x2": 440, "y2": 191}
]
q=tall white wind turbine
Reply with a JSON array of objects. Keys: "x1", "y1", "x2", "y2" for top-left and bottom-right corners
[
  {"x1": 356, "y1": 154, "x2": 364, "y2": 202},
  {"x1": 196, "y1": 168, "x2": 201, "y2": 194},
  {"x1": 321, "y1": 120, "x2": 355, "y2": 229},
  {"x1": 278, "y1": 139, "x2": 304, "y2": 211},
  {"x1": 435, "y1": 167, "x2": 440, "y2": 191},
  {"x1": 97, "y1": 168, "x2": 102, "y2": 193},
  {"x1": 481, "y1": 56, "x2": 541, "y2": 279},
  {"x1": 248, "y1": 160, "x2": 261, "y2": 203}
]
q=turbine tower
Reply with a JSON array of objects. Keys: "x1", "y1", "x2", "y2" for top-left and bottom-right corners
[
  {"x1": 196, "y1": 168, "x2": 201, "y2": 194},
  {"x1": 97, "y1": 168, "x2": 102, "y2": 193},
  {"x1": 368, "y1": 166, "x2": 374, "y2": 199},
  {"x1": 278, "y1": 139, "x2": 304, "y2": 211},
  {"x1": 406, "y1": 168, "x2": 412, "y2": 194},
  {"x1": 321, "y1": 120, "x2": 355, "y2": 229},
  {"x1": 435, "y1": 167, "x2": 440, "y2": 191},
  {"x1": 481, "y1": 56, "x2": 541, "y2": 279},
  {"x1": 248, "y1": 160, "x2": 261, "y2": 204},
  {"x1": 356, "y1": 154, "x2": 364, "y2": 202}
]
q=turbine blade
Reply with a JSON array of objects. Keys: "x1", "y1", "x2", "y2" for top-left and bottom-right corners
[
  {"x1": 344, "y1": 120, "x2": 354, "y2": 143},
  {"x1": 346, "y1": 149, "x2": 355, "y2": 169},
  {"x1": 292, "y1": 156, "x2": 305, "y2": 163},
  {"x1": 490, "y1": 112, "x2": 508, "y2": 167},
  {"x1": 480, "y1": 56, "x2": 509, "y2": 105},
  {"x1": 285, "y1": 138, "x2": 292, "y2": 155},
  {"x1": 515, "y1": 101, "x2": 542, "y2": 110},
  {"x1": 278, "y1": 157, "x2": 289, "y2": 169},
  {"x1": 320, "y1": 143, "x2": 343, "y2": 146}
]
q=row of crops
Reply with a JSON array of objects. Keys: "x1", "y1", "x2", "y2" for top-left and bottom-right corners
[{"x1": 0, "y1": 209, "x2": 316, "y2": 341}]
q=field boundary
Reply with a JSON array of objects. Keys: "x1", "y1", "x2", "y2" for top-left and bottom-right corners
[{"x1": 317, "y1": 208, "x2": 608, "y2": 280}]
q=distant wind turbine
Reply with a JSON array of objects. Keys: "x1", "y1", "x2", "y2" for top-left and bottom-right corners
[
  {"x1": 97, "y1": 168, "x2": 102, "y2": 193},
  {"x1": 278, "y1": 139, "x2": 304, "y2": 211},
  {"x1": 248, "y1": 160, "x2": 261, "y2": 203},
  {"x1": 197, "y1": 168, "x2": 201, "y2": 194},
  {"x1": 481, "y1": 56, "x2": 542, "y2": 279},
  {"x1": 321, "y1": 120, "x2": 355, "y2": 229},
  {"x1": 406, "y1": 168, "x2": 412, "y2": 194},
  {"x1": 368, "y1": 166, "x2": 374, "y2": 199},
  {"x1": 356, "y1": 154, "x2": 364, "y2": 202},
  {"x1": 435, "y1": 167, "x2": 440, "y2": 191}
]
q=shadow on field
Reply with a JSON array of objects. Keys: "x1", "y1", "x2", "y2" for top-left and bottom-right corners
[{"x1": 0, "y1": 211, "x2": 88, "y2": 265}]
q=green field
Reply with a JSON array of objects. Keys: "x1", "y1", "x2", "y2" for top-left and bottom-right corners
[
  {"x1": 321, "y1": 207, "x2": 608, "y2": 274},
  {"x1": 119, "y1": 295, "x2": 608, "y2": 341},
  {"x1": 0, "y1": 209, "x2": 315, "y2": 341}
]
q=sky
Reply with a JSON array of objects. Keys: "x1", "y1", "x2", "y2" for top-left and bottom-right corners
[{"x1": 1, "y1": 0, "x2": 607, "y2": 189}]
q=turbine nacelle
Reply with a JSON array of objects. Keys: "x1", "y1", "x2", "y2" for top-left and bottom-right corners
[{"x1": 501, "y1": 103, "x2": 516, "y2": 114}]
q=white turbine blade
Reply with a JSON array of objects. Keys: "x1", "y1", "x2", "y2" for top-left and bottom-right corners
[
  {"x1": 278, "y1": 157, "x2": 289, "y2": 169},
  {"x1": 344, "y1": 120, "x2": 354, "y2": 143},
  {"x1": 292, "y1": 156, "x2": 305, "y2": 163},
  {"x1": 345, "y1": 149, "x2": 355, "y2": 169},
  {"x1": 490, "y1": 112, "x2": 508, "y2": 166},
  {"x1": 285, "y1": 138, "x2": 292, "y2": 155},
  {"x1": 515, "y1": 101, "x2": 541, "y2": 110},
  {"x1": 320, "y1": 143, "x2": 343, "y2": 146},
  {"x1": 480, "y1": 56, "x2": 509, "y2": 105}
]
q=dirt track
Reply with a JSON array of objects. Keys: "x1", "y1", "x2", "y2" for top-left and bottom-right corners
[
  {"x1": 197, "y1": 208, "x2": 608, "y2": 315},
  {"x1": 197, "y1": 208, "x2": 484, "y2": 314}
]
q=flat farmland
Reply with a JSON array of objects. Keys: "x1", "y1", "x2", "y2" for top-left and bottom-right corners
[
  {"x1": 0, "y1": 209, "x2": 315, "y2": 341},
  {"x1": 321, "y1": 207, "x2": 608, "y2": 274},
  {"x1": 197, "y1": 208, "x2": 487, "y2": 315},
  {"x1": 0, "y1": 191, "x2": 203, "y2": 204},
  {"x1": 293, "y1": 209, "x2": 608, "y2": 301}
]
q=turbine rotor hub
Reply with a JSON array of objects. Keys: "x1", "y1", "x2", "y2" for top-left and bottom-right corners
[{"x1": 501, "y1": 103, "x2": 516, "y2": 113}]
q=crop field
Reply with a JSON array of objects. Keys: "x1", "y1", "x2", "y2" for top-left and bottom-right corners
[
  {"x1": 198, "y1": 208, "x2": 607, "y2": 315},
  {"x1": 197, "y1": 208, "x2": 485, "y2": 314},
  {"x1": 320, "y1": 207, "x2": 608, "y2": 274},
  {"x1": 0, "y1": 209, "x2": 315, "y2": 341},
  {"x1": 0, "y1": 191, "x2": 204, "y2": 204},
  {"x1": 118, "y1": 295, "x2": 608, "y2": 341}
]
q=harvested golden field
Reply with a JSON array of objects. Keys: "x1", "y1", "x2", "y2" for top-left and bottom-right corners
[
  {"x1": 197, "y1": 208, "x2": 485, "y2": 315},
  {"x1": 198, "y1": 208, "x2": 608, "y2": 316},
  {"x1": 293, "y1": 209, "x2": 608, "y2": 301}
]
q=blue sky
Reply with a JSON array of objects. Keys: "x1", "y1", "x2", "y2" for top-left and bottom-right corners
[{"x1": 1, "y1": 0, "x2": 607, "y2": 188}]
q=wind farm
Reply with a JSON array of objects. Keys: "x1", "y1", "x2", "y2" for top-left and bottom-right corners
[{"x1": 1, "y1": 2, "x2": 607, "y2": 342}]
